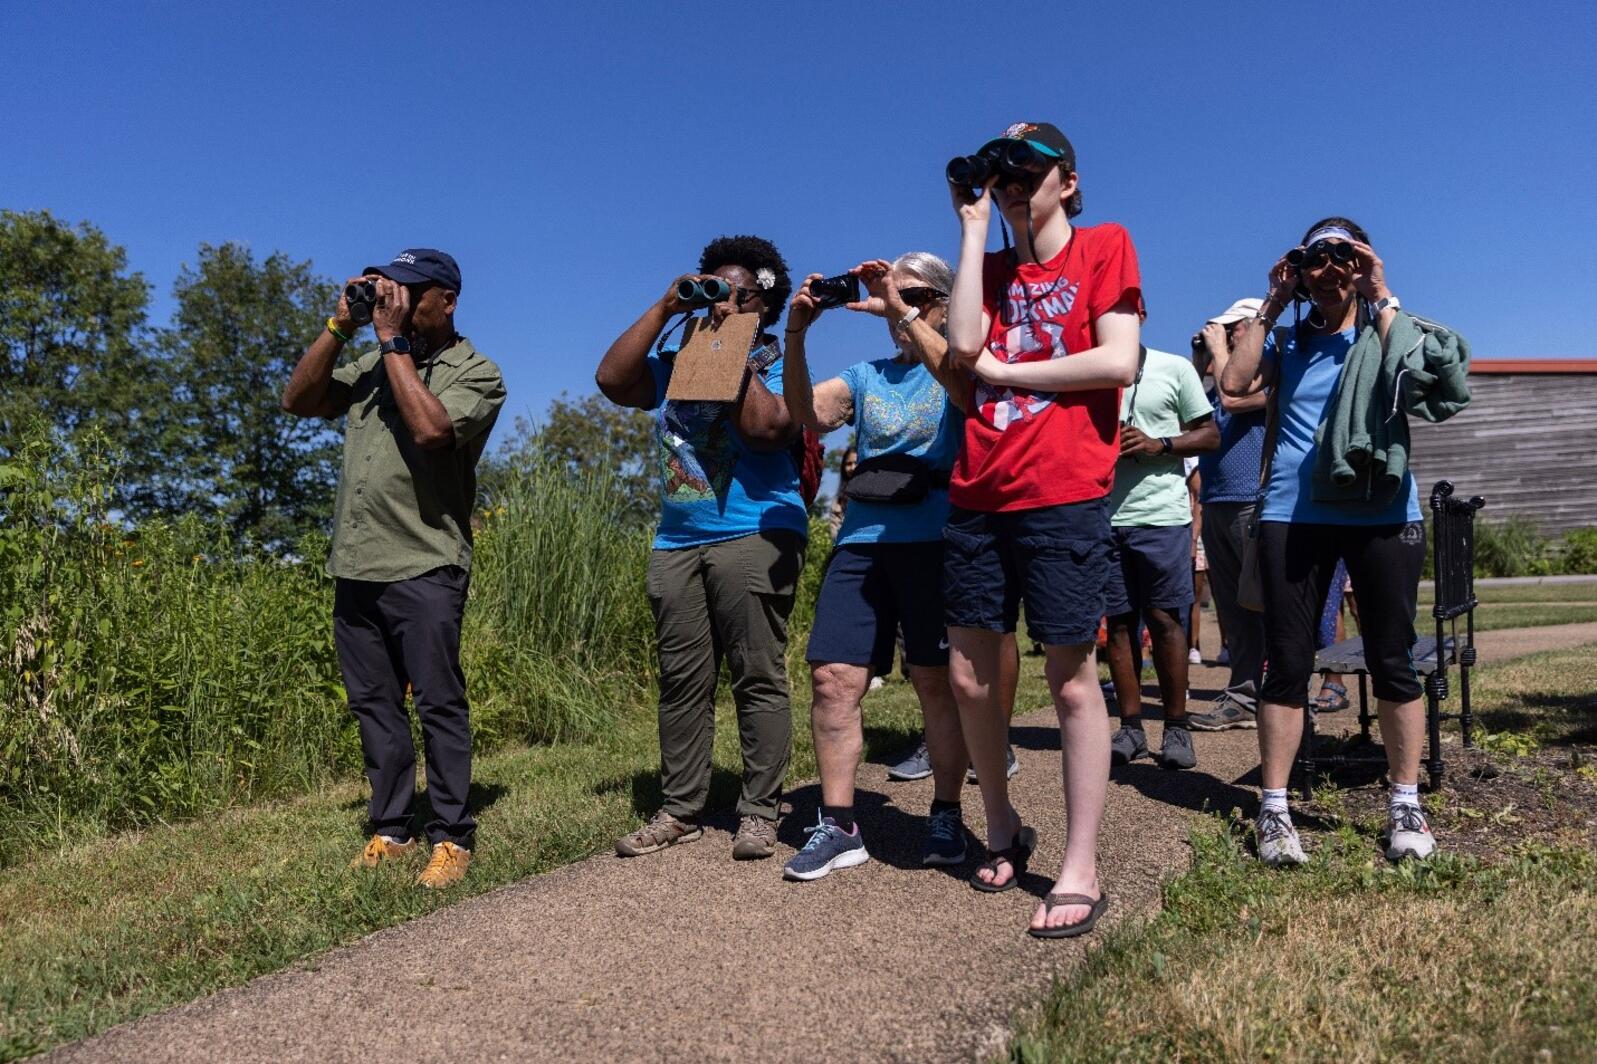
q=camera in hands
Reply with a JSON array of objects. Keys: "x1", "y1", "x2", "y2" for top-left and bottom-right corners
[{"x1": 810, "y1": 273, "x2": 861, "y2": 310}]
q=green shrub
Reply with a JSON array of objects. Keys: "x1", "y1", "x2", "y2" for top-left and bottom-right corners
[
  {"x1": 1471, "y1": 517, "x2": 1554, "y2": 578},
  {"x1": 1556, "y1": 527, "x2": 1597, "y2": 575}
]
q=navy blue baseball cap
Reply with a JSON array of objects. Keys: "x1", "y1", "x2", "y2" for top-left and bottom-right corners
[{"x1": 364, "y1": 248, "x2": 462, "y2": 292}]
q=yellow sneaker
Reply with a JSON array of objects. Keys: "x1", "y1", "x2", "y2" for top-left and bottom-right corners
[
  {"x1": 352, "y1": 834, "x2": 417, "y2": 868},
  {"x1": 416, "y1": 840, "x2": 472, "y2": 889}
]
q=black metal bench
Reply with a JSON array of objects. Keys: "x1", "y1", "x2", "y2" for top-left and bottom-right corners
[{"x1": 1296, "y1": 481, "x2": 1486, "y2": 795}]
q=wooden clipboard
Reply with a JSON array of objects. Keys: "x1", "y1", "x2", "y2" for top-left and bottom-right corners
[{"x1": 664, "y1": 312, "x2": 761, "y2": 403}]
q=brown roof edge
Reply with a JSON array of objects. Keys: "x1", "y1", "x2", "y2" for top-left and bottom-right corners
[{"x1": 1470, "y1": 359, "x2": 1597, "y2": 374}]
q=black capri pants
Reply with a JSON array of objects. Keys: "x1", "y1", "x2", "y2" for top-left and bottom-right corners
[{"x1": 1257, "y1": 520, "x2": 1426, "y2": 707}]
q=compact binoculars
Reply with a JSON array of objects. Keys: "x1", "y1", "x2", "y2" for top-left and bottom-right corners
[
  {"x1": 1287, "y1": 240, "x2": 1357, "y2": 270},
  {"x1": 343, "y1": 280, "x2": 378, "y2": 326},
  {"x1": 946, "y1": 139, "x2": 1053, "y2": 194},
  {"x1": 810, "y1": 273, "x2": 861, "y2": 310},
  {"x1": 676, "y1": 277, "x2": 733, "y2": 306}
]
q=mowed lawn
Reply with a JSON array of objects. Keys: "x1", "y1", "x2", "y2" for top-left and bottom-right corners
[{"x1": 1416, "y1": 577, "x2": 1597, "y2": 631}]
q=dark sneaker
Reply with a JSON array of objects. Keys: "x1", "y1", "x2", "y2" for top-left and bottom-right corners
[
  {"x1": 783, "y1": 816, "x2": 870, "y2": 881},
  {"x1": 886, "y1": 738, "x2": 933, "y2": 782},
  {"x1": 1109, "y1": 725, "x2": 1149, "y2": 766},
  {"x1": 1188, "y1": 696, "x2": 1257, "y2": 732},
  {"x1": 921, "y1": 806, "x2": 967, "y2": 866},
  {"x1": 1384, "y1": 804, "x2": 1437, "y2": 861},
  {"x1": 731, "y1": 814, "x2": 778, "y2": 860},
  {"x1": 1160, "y1": 726, "x2": 1197, "y2": 770},
  {"x1": 616, "y1": 811, "x2": 703, "y2": 857},
  {"x1": 966, "y1": 746, "x2": 1020, "y2": 784}
]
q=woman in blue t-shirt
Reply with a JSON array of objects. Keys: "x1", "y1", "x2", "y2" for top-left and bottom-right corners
[
  {"x1": 778, "y1": 251, "x2": 999, "y2": 882},
  {"x1": 1221, "y1": 216, "x2": 1435, "y2": 868}
]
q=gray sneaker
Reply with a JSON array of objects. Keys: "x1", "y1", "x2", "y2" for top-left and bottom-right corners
[
  {"x1": 615, "y1": 810, "x2": 703, "y2": 857},
  {"x1": 886, "y1": 738, "x2": 933, "y2": 782},
  {"x1": 1110, "y1": 725, "x2": 1149, "y2": 766},
  {"x1": 1255, "y1": 807, "x2": 1308, "y2": 866},
  {"x1": 783, "y1": 816, "x2": 870, "y2": 881},
  {"x1": 731, "y1": 814, "x2": 778, "y2": 860},
  {"x1": 1187, "y1": 696, "x2": 1257, "y2": 732},
  {"x1": 1384, "y1": 804, "x2": 1437, "y2": 861},
  {"x1": 967, "y1": 746, "x2": 1020, "y2": 784},
  {"x1": 1160, "y1": 726, "x2": 1197, "y2": 770}
]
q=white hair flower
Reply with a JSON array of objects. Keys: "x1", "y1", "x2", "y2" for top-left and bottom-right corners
[{"x1": 755, "y1": 267, "x2": 776, "y2": 290}]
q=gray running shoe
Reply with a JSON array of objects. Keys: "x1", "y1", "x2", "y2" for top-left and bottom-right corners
[
  {"x1": 1255, "y1": 807, "x2": 1308, "y2": 866},
  {"x1": 1187, "y1": 696, "x2": 1257, "y2": 732},
  {"x1": 783, "y1": 815, "x2": 870, "y2": 881},
  {"x1": 966, "y1": 746, "x2": 1020, "y2": 784},
  {"x1": 921, "y1": 806, "x2": 967, "y2": 866},
  {"x1": 1384, "y1": 804, "x2": 1437, "y2": 861},
  {"x1": 886, "y1": 738, "x2": 933, "y2": 782},
  {"x1": 731, "y1": 814, "x2": 778, "y2": 860},
  {"x1": 615, "y1": 810, "x2": 702, "y2": 857},
  {"x1": 1110, "y1": 725, "x2": 1149, "y2": 766},
  {"x1": 1160, "y1": 726, "x2": 1197, "y2": 770}
]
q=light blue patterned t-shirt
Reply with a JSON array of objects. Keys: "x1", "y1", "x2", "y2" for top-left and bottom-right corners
[
  {"x1": 835, "y1": 357, "x2": 962, "y2": 546},
  {"x1": 645, "y1": 347, "x2": 809, "y2": 550}
]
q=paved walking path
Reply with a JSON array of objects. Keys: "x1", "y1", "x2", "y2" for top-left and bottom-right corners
[{"x1": 45, "y1": 624, "x2": 1597, "y2": 1064}]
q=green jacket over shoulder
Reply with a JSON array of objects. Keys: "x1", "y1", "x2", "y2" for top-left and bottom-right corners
[{"x1": 1311, "y1": 310, "x2": 1471, "y2": 506}]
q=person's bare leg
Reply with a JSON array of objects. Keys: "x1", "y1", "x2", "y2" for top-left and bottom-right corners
[
  {"x1": 1145, "y1": 606, "x2": 1189, "y2": 722},
  {"x1": 1190, "y1": 571, "x2": 1206, "y2": 655},
  {"x1": 810, "y1": 662, "x2": 871, "y2": 809},
  {"x1": 908, "y1": 664, "x2": 966, "y2": 804},
  {"x1": 999, "y1": 632, "x2": 1020, "y2": 721},
  {"x1": 1104, "y1": 613, "x2": 1142, "y2": 723},
  {"x1": 948, "y1": 627, "x2": 1021, "y2": 885},
  {"x1": 1378, "y1": 697, "x2": 1425, "y2": 785},
  {"x1": 1031, "y1": 642, "x2": 1110, "y2": 932},
  {"x1": 1258, "y1": 701, "x2": 1305, "y2": 791}
]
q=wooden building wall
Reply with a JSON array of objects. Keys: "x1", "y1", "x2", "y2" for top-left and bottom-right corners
[{"x1": 1410, "y1": 373, "x2": 1597, "y2": 534}]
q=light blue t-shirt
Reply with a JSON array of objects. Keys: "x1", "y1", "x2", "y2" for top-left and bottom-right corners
[
  {"x1": 646, "y1": 348, "x2": 809, "y2": 550},
  {"x1": 1260, "y1": 327, "x2": 1421, "y2": 525},
  {"x1": 835, "y1": 357, "x2": 961, "y2": 546}
]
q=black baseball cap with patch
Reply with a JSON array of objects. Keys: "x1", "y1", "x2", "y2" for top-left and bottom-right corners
[
  {"x1": 363, "y1": 248, "x2": 462, "y2": 293},
  {"x1": 980, "y1": 122, "x2": 1076, "y2": 171}
]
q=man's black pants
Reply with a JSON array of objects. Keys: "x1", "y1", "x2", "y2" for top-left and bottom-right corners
[{"x1": 334, "y1": 566, "x2": 475, "y2": 848}]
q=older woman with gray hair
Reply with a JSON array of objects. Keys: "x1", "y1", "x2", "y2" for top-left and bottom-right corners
[{"x1": 777, "y1": 252, "x2": 983, "y2": 881}]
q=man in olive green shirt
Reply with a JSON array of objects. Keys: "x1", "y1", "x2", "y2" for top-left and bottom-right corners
[{"x1": 282, "y1": 248, "x2": 505, "y2": 888}]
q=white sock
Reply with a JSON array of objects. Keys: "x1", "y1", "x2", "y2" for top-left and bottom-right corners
[
  {"x1": 1261, "y1": 788, "x2": 1290, "y2": 815},
  {"x1": 1390, "y1": 783, "x2": 1420, "y2": 814}
]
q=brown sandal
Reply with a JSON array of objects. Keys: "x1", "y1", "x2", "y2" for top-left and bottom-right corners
[
  {"x1": 1028, "y1": 892, "x2": 1110, "y2": 939},
  {"x1": 970, "y1": 825, "x2": 1036, "y2": 893}
]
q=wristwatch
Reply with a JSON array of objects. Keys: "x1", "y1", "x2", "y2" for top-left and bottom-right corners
[
  {"x1": 379, "y1": 335, "x2": 412, "y2": 356},
  {"x1": 1160, "y1": 437, "x2": 1173, "y2": 455},
  {"x1": 893, "y1": 306, "x2": 921, "y2": 337},
  {"x1": 1370, "y1": 295, "x2": 1401, "y2": 315}
]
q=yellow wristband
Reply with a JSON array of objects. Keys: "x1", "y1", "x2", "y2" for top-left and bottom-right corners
[{"x1": 326, "y1": 317, "x2": 352, "y2": 344}]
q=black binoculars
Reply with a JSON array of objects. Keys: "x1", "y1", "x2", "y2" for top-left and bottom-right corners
[
  {"x1": 676, "y1": 277, "x2": 732, "y2": 306},
  {"x1": 343, "y1": 279, "x2": 378, "y2": 326},
  {"x1": 946, "y1": 139, "x2": 1053, "y2": 195},
  {"x1": 1287, "y1": 240, "x2": 1357, "y2": 270},
  {"x1": 810, "y1": 273, "x2": 861, "y2": 310}
]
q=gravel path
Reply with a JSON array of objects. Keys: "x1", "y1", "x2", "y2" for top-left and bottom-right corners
[{"x1": 44, "y1": 624, "x2": 1595, "y2": 1064}]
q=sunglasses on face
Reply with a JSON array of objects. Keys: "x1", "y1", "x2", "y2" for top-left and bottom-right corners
[
  {"x1": 899, "y1": 286, "x2": 945, "y2": 308},
  {"x1": 733, "y1": 286, "x2": 763, "y2": 308},
  {"x1": 1287, "y1": 240, "x2": 1358, "y2": 271}
]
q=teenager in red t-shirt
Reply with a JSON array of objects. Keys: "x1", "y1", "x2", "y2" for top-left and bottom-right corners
[{"x1": 944, "y1": 122, "x2": 1143, "y2": 939}]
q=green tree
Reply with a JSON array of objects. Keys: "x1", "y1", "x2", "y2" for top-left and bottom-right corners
[
  {"x1": 486, "y1": 394, "x2": 657, "y2": 526},
  {"x1": 0, "y1": 210, "x2": 152, "y2": 457},
  {"x1": 134, "y1": 242, "x2": 345, "y2": 547}
]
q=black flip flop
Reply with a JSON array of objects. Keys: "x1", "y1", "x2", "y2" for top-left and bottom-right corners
[
  {"x1": 1028, "y1": 892, "x2": 1110, "y2": 939},
  {"x1": 970, "y1": 825, "x2": 1036, "y2": 893}
]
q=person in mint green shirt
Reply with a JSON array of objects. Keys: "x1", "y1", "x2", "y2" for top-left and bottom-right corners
[{"x1": 1105, "y1": 346, "x2": 1218, "y2": 772}]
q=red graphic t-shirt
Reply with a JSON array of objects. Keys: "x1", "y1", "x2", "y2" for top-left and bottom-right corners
[{"x1": 950, "y1": 222, "x2": 1143, "y2": 513}]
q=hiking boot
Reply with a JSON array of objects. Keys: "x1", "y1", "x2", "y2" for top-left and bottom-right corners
[
  {"x1": 616, "y1": 810, "x2": 703, "y2": 857},
  {"x1": 1255, "y1": 808, "x2": 1308, "y2": 867},
  {"x1": 416, "y1": 840, "x2": 471, "y2": 889},
  {"x1": 351, "y1": 833, "x2": 416, "y2": 868},
  {"x1": 1160, "y1": 726, "x2": 1197, "y2": 770},
  {"x1": 1188, "y1": 695, "x2": 1257, "y2": 732},
  {"x1": 1384, "y1": 804, "x2": 1437, "y2": 861},
  {"x1": 922, "y1": 806, "x2": 967, "y2": 867},
  {"x1": 967, "y1": 746, "x2": 1020, "y2": 784},
  {"x1": 731, "y1": 814, "x2": 778, "y2": 860},
  {"x1": 1110, "y1": 725, "x2": 1149, "y2": 766},
  {"x1": 783, "y1": 816, "x2": 869, "y2": 881},
  {"x1": 886, "y1": 738, "x2": 933, "y2": 782}
]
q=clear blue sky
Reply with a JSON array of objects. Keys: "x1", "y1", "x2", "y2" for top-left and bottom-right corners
[{"x1": 6, "y1": 1, "x2": 1594, "y2": 444}]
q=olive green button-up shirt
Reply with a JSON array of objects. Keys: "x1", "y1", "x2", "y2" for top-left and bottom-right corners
[{"x1": 325, "y1": 337, "x2": 506, "y2": 582}]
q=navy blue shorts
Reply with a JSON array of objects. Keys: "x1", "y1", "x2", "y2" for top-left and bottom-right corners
[
  {"x1": 806, "y1": 541, "x2": 950, "y2": 669},
  {"x1": 1104, "y1": 524, "x2": 1195, "y2": 617},
  {"x1": 942, "y1": 498, "x2": 1112, "y2": 648}
]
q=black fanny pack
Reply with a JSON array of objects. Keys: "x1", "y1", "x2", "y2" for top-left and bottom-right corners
[{"x1": 843, "y1": 453, "x2": 951, "y2": 505}]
